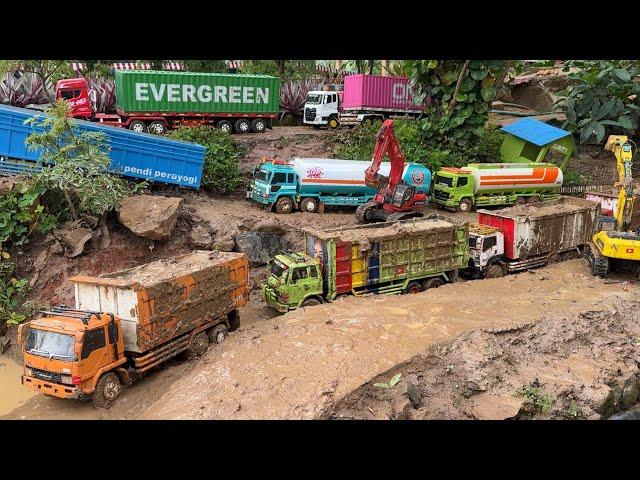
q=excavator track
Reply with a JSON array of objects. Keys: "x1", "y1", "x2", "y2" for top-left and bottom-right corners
[
  {"x1": 355, "y1": 201, "x2": 381, "y2": 224},
  {"x1": 386, "y1": 211, "x2": 424, "y2": 223},
  {"x1": 586, "y1": 242, "x2": 610, "y2": 277}
]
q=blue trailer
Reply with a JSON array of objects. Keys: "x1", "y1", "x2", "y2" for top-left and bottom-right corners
[
  {"x1": 0, "y1": 104, "x2": 205, "y2": 189},
  {"x1": 247, "y1": 157, "x2": 431, "y2": 214}
]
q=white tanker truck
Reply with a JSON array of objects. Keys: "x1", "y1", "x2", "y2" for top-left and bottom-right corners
[
  {"x1": 432, "y1": 162, "x2": 564, "y2": 212},
  {"x1": 247, "y1": 157, "x2": 432, "y2": 213}
]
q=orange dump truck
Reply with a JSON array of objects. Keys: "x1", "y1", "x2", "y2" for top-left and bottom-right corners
[{"x1": 18, "y1": 250, "x2": 249, "y2": 408}]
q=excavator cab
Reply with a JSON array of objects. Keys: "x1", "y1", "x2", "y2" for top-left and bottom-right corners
[{"x1": 389, "y1": 184, "x2": 416, "y2": 208}]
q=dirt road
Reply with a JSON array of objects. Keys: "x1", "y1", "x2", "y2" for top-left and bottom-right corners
[{"x1": 142, "y1": 260, "x2": 636, "y2": 419}]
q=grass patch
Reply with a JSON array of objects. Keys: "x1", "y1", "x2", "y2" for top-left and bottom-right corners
[{"x1": 516, "y1": 385, "x2": 556, "y2": 413}]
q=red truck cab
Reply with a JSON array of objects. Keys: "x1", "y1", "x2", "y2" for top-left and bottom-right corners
[{"x1": 56, "y1": 78, "x2": 95, "y2": 119}]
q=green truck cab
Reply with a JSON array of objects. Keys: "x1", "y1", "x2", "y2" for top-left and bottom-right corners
[{"x1": 262, "y1": 215, "x2": 469, "y2": 313}]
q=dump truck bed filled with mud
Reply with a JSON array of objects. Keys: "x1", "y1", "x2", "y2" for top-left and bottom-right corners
[
  {"x1": 478, "y1": 197, "x2": 600, "y2": 260},
  {"x1": 303, "y1": 214, "x2": 469, "y2": 296},
  {"x1": 69, "y1": 251, "x2": 249, "y2": 353}
]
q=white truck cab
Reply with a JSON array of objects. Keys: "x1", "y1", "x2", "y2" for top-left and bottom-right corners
[
  {"x1": 467, "y1": 224, "x2": 506, "y2": 278},
  {"x1": 304, "y1": 91, "x2": 341, "y2": 128}
]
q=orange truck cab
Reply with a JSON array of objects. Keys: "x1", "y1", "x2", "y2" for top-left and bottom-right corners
[
  {"x1": 19, "y1": 309, "x2": 127, "y2": 406},
  {"x1": 18, "y1": 250, "x2": 249, "y2": 408}
]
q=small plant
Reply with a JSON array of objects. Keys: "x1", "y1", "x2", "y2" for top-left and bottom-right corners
[
  {"x1": 26, "y1": 100, "x2": 142, "y2": 219},
  {"x1": 562, "y1": 401, "x2": 585, "y2": 419},
  {"x1": 170, "y1": 126, "x2": 246, "y2": 194},
  {"x1": 516, "y1": 385, "x2": 556, "y2": 414},
  {"x1": 632, "y1": 337, "x2": 640, "y2": 347},
  {"x1": 280, "y1": 78, "x2": 319, "y2": 118},
  {"x1": 562, "y1": 169, "x2": 586, "y2": 186},
  {"x1": 0, "y1": 260, "x2": 33, "y2": 325},
  {"x1": 374, "y1": 373, "x2": 402, "y2": 389}
]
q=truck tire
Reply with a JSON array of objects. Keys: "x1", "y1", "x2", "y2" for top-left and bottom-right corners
[
  {"x1": 514, "y1": 196, "x2": 527, "y2": 206},
  {"x1": 129, "y1": 120, "x2": 148, "y2": 133},
  {"x1": 209, "y1": 324, "x2": 229, "y2": 344},
  {"x1": 275, "y1": 197, "x2": 294, "y2": 214},
  {"x1": 457, "y1": 198, "x2": 473, "y2": 213},
  {"x1": 526, "y1": 195, "x2": 540, "y2": 204},
  {"x1": 300, "y1": 197, "x2": 319, "y2": 213},
  {"x1": 422, "y1": 277, "x2": 444, "y2": 290},
  {"x1": 234, "y1": 118, "x2": 251, "y2": 134},
  {"x1": 302, "y1": 297, "x2": 322, "y2": 307},
  {"x1": 328, "y1": 116, "x2": 340, "y2": 129},
  {"x1": 92, "y1": 372, "x2": 123, "y2": 409},
  {"x1": 485, "y1": 263, "x2": 506, "y2": 278},
  {"x1": 251, "y1": 118, "x2": 266, "y2": 133},
  {"x1": 185, "y1": 332, "x2": 210, "y2": 360},
  {"x1": 148, "y1": 121, "x2": 167, "y2": 135},
  {"x1": 217, "y1": 120, "x2": 233, "y2": 133},
  {"x1": 227, "y1": 310, "x2": 240, "y2": 332},
  {"x1": 404, "y1": 281, "x2": 424, "y2": 294}
]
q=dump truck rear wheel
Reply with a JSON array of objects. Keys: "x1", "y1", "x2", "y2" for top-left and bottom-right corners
[
  {"x1": 302, "y1": 297, "x2": 322, "y2": 307},
  {"x1": 422, "y1": 278, "x2": 444, "y2": 290},
  {"x1": 328, "y1": 117, "x2": 340, "y2": 129},
  {"x1": 526, "y1": 195, "x2": 540, "y2": 204},
  {"x1": 485, "y1": 263, "x2": 506, "y2": 278},
  {"x1": 209, "y1": 324, "x2": 229, "y2": 344},
  {"x1": 301, "y1": 197, "x2": 319, "y2": 213},
  {"x1": 457, "y1": 198, "x2": 473, "y2": 213},
  {"x1": 404, "y1": 281, "x2": 424, "y2": 294},
  {"x1": 186, "y1": 332, "x2": 210, "y2": 360},
  {"x1": 92, "y1": 372, "x2": 122, "y2": 409},
  {"x1": 275, "y1": 197, "x2": 294, "y2": 214},
  {"x1": 514, "y1": 197, "x2": 527, "y2": 206}
]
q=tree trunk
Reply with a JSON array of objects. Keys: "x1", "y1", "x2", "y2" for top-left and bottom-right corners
[
  {"x1": 63, "y1": 189, "x2": 78, "y2": 220},
  {"x1": 449, "y1": 60, "x2": 470, "y2": 110}
]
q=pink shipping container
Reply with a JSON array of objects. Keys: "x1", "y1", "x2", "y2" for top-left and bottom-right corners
[{"x1": 342, "y1": 74, "x2": 423, "y2": 112}]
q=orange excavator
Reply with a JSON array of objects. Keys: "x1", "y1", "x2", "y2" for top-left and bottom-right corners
[{"x1": 355, "y1": 119, "x2": 430, "y2": 223}]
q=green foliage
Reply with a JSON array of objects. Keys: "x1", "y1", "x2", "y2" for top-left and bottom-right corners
[
  {"x1": 184, "y1": 60, "x2": 229, "y2": 73},
  {"x1": 517, "y1": 385, "x2": 556, "y2": 413},
  {"x1": 406, "y1": 60, "x2": 509, "y2": 153},
  {"x1": 242, "y1": 60, "x2": 317, "y2": 80},
  {"x1": 557, "y1": 60, "x2": 640, "y2": 144},
  {"x1": 170, "y1": 126, "x2": 246, "y2": 194},
  {"x1": 25, "y1": 100, "x2": 142, "y2": 219},
  {"x1": 374, "y1": 373, "x2": 402, "y2": 389},
  {"x1": 0, "y1": 260, "x2": 35, "y2": 325},
  {"x1": 330, "y1": 118, "x2": 503, "y2": 173},
  {"x1": 561, "y1": 169, "x2": 586, "y2": 186},
  {"x1": 0, "y1": 182, "x2": 57, "y2": 253},
  {"x1": 562, "y1": 402, "x2": 585, "y2": 419}
]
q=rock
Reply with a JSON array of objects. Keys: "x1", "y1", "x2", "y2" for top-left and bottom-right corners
[
  {"x1": 234, "y1": 231, "x2": 286, "y2": 266},
  {"x1": 52, "y1": 223, "x2": 93, "y2": 258},
  {"x1": 469, "y1": 393, "x2": 525, "y2": 420},
  {"x1": 406, "y1": 382, "x2": 422, "y2": 408},
  {"x1": 621, "y1": 377, "x2": 639, "y2": 409},
  {"x1": 212, "y1": 240, "x2": 236, "y2": 252},
  {"x1": 118, "y1": 195, "x2": 183, "y2": 241},
  {"x1": 0, "y1": 336, "x2": 10, "y2": 354},
  {"x1": 189, "y1": 224, "x2": 213, "y2": 249},
  {"x1": 0, "y1": 176, "x2": 21, "y2": 196}
]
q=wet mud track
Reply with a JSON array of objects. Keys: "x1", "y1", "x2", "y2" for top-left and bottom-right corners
[{"x1": 142, "y1": 260, "x2": 636, "y2": 419}]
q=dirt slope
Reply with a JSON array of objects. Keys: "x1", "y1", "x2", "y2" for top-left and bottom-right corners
[{"x1": 142, "y1": 260, "x2": 635, "y2": 420}]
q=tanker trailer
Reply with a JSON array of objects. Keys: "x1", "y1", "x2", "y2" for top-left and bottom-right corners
[
  {"x1": 432, "y1": 162, "x2": 563, "y2": 212},
  {"x1": 247, "y1": 157, "x2": 431, "y2": 214}
]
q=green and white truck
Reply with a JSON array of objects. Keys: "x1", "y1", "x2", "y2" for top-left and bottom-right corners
[{"x1": 262, "y1": 215, "x2": 469, "y2": 313}]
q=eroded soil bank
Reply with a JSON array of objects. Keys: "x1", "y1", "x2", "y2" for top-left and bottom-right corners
[
  {"x1": 142, "y1": 260, "x2": 635, "y2": 420},
  {"x1": 324, "y1": 294, "x2": 640, "y2": 420}
]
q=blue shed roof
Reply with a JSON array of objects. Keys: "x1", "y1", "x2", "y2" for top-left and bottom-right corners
[{"x1": 500, "y1": 117, "x2": 572, "y2": 147}]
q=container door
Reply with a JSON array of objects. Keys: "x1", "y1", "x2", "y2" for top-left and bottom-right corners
[
  {"x1": 351, "y1": 244, "x2": 367, "y2": 288},
  {"x1": 335, "y1": 241, "x2": 352, "y2": 294}
]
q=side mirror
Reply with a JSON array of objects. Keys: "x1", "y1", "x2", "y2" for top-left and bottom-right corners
[{"x1": 17, "y1": 323, "x2": 29, "y2": 346}]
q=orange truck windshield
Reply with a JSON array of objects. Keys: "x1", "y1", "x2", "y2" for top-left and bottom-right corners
[{"x1": 26, "y1": 329, "x2": 77, "y2": 361}]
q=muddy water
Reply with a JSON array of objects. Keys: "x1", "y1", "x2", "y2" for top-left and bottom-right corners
[
  {"x1": 0, "y1": 356, "x2": 35, "y2": 416},
  {"x1": 143, "y1": 260, "x2": 635, "y2": 420}
]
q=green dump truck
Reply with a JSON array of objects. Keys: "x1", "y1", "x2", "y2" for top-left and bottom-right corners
[{"x1": 262, "y1": 215, "x2": 469, "y2": 313}]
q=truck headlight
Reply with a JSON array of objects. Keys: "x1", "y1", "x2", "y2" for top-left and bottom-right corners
[
  {"x1": 61, "y1": 375, "x2": 73, "y2": 385},
  {"x1": 277, "y1": 292, "x2": 289, "y2": 303},
  {"x1": 315, "y1": 116, "x2": 321, "y2": 122},
  {"x1": 25, "y1": 367, "x2": 32, "y2": 377}
]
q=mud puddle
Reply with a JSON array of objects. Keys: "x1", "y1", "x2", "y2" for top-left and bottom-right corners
[
  {"x1": 0, "y1": 356, "x2": 35, "y2": 416},
  {"x1": 142, "y1": 260, "x2": 636, "y2": 420}
]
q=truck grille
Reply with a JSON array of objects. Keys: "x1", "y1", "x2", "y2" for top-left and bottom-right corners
[
  {"x1": 31, "y1": 367, "x2": 62, "y2": 384},
  {"x1": 434, "y1": 190, "x2": 450, "y2": 202},
  {"x1": 304, "y1": 108, "x2": 316, "y2": 121}
]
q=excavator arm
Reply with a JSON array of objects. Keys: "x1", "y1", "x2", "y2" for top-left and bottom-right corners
[
  {"x1": 604, "y1": 135, "x2": 635, "y2": 231},
  {"x1": 364, "y1": 119, "x2": 406, "y2": 193}
]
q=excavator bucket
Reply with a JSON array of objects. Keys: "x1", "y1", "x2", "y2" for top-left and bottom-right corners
[{"x1": 365, "y1": 173, "x2": 388, "y2": 190}]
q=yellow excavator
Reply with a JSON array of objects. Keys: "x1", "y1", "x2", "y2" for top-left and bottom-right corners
[{"x1": 586, "y1": 135, "x2": 640, "y2": 277}]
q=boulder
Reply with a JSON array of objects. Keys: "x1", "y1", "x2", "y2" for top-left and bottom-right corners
[
  {"x1": 234, "y1": 231, "x2": 285, "y2": 266},
  {"x1": 52, "y1": 220, "x2": 94, "y2": 258},
  {"x1": 189, "y1": 224, "x2": 213, "y2": 249},
  {"x1": 119, "y1": 195, "x2": 183, "y2": 241}
]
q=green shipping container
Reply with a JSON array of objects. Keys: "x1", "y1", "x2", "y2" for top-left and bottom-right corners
[{"x1": 114, "y1": 70, "x2": 280, "y2": 114}]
